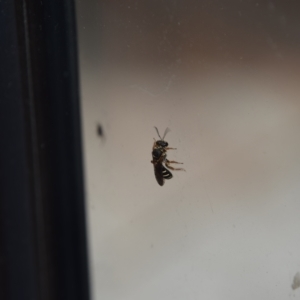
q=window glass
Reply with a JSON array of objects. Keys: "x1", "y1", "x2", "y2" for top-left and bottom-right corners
[{"x1": 76, "y1": 2, "x2": 300, "y2": 299}]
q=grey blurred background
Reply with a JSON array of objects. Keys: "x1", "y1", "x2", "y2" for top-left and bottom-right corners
[{"x1": 76, "y1": 1, "x2": 300, "y2": 299}]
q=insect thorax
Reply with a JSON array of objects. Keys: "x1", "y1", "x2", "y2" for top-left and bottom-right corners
[{"x1": 152, "y1": 148, "x2": 163, "y2": 160}]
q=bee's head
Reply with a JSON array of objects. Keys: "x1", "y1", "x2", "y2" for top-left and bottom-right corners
[
  {"x1": 156, "y1": 140, "x2": 168, "y2": 148},
  {"x1": 154, "y1": 127, "x2": 170, "y2": 148}
]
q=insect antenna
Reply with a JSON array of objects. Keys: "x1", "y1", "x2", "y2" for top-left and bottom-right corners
[
  {"x1": 154, "y1": 127, "x2": 171, "y2": 140},
  {"x1": 154, "y1": 126, "x2": 162, "y2": 140},
  {"x1": 162, "y1": 127, "x2": 170, "y2": 140}
]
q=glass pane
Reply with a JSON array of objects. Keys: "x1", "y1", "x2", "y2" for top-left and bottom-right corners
[{"x1": 76, "y1": 2, "x2": 300, "y2": 299}]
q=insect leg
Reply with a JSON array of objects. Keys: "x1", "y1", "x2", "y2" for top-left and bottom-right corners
[
  {"x1": 165, "y1": 160, "x2": 185, "y2": 171},
  {"x1": 152, "y1": 139, "x2": 157, "y2": 149},
  {"x1": 166, "y1": 160, "x2": 183, "y2": 164},
  {"x1": 165, "y1": 147, "x2": 177, "y2": 150}
]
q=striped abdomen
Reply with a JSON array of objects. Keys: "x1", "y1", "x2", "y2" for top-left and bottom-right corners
[{"x1": 154, "y1": 163, "x2": 173, "y2": 186}]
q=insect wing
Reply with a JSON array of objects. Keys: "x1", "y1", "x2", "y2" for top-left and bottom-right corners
[{"x1": 154, "y1": 164, "x2": 173, "y2": 186}]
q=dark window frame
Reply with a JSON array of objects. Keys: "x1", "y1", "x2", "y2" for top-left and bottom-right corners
[{"x1": 0, "y1": 1, "x2": 90, "y2": 299}]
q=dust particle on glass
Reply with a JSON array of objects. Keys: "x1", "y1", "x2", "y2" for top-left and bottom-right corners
[
  {"x1": 97, "y1": 124, "x2": 105, "y2": 140},
  {"x1": 292, "y1": 272, "x2": 300, "y2": 290}
]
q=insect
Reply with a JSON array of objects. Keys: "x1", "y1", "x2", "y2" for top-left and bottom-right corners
[{"x1": 151, "y1": 127, "x2": 185, "y2": 186}]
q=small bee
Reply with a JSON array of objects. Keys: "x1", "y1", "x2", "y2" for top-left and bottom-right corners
[{"x1": 151, "y1": 127, "x2": 185, "y2": 186}]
